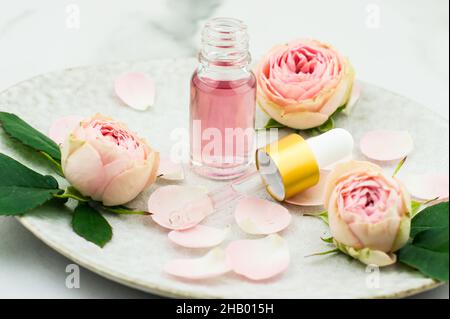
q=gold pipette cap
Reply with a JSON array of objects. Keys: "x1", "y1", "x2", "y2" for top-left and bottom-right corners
[{"x1": 255, "y1": 129, "x2": 354, "y2": 201}]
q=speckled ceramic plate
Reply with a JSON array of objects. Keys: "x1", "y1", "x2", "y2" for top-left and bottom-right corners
[{"x1": 0, "y1": 58, "x2": 447, "y2": 298}]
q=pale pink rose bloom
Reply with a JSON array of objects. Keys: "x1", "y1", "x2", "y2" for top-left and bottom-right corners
[
  {"x1": 255, "y1": 39, "x2": 355, "y2": 129},
  {"x1": 61, "y1": 114, "x2": 159, "y2": 206},
  {"x1": 324, "y1": 161, "x2": 411, "y2": 266}
]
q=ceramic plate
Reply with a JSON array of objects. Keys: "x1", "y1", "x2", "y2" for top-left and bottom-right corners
[{"x1": 0, "y1": 58, "x2": 447, "y2": 298}]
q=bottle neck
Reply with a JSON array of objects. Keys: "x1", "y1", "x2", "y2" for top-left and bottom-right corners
[{"x1": 199, "y1": 17, "x2": 251, "y2": 74}]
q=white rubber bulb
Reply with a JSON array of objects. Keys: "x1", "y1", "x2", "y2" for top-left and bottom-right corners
[{"x1": 306, "y1": 128, "x2": 354, "y2": 168}]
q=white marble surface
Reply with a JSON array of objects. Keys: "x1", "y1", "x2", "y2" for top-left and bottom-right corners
[{"x1": 0, "y1": 0, "x2": 448, "y2": 298}]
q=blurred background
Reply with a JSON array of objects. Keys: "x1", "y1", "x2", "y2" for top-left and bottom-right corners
[{"x1": 0, "y1": 0, "x2": 448, "y2": 298}]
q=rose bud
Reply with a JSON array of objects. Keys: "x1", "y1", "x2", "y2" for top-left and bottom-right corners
[
  {"x1": 61, "y1": 114, "x2": 159, "y2": 206},
  {"x1": 255, "y1": 39, "x2": 355, "y2": 130},
  {"x1": 324, "y1": 161, "x2": 411, "y2": 266}
]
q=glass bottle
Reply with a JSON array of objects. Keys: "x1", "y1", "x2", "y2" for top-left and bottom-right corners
[{"x1": 190, "y1": 17, "x2": 256, "y2": 180}]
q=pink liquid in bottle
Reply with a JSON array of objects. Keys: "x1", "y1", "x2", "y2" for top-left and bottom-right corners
[
  {"x1": 189, "y1": 17, "x2": 256, "y2": 179},
  {"x1": 190, "y1": 73, "x2": 256, "y2": 179}
]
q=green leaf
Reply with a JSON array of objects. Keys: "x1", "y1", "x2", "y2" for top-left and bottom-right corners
[
  {"x1": 410, "y1": 198, "x2": 441, "y2": 218},
  {"x1": 398, "y1": 202, "x2": 449, "y2": 281},
  {"x1": 333, "y1": 104, "x2": 347, "y2": 116},
  {"x1": 72, "y1": 203, "x2": 112, "y2": 248},
  {"x1": 410, "y1": 202, "x2": 449, "y2": 238},
  {"x1": 302, "y1": 127, "x2": 320, "y2": 136},
  {"x1": 101, "y1": 205, "x2": 149, "y2": 216},
  {"x1": 0, "y1": 186, "x2": 61, "y2": 216},
  {"x1": 318, "y1": 211, "x2": 329, "y2": 225},
  {"x1": 398, "y1": 243, "x2": 448, "y2": 282},
  {"x1": 40, "y1": 151, "x2": 64, "y2": 176},
  {"x1": 302, "y1": 104, "x2": 346, "y2": 136},
  {"x1": 304, "y1": 210, "x2": 329, "y2": 225},
  {"x1": 392, "y1": 157, "x2": 407, "y2": 177},
  {"x1": 0, "y1": 112, "x2": 61, "y2": 162},
  {"x1": 414, "y1": 227, "x2": 449, "y2": 253},
  {"x1": 305, "y1": 248, "x2": 339, "y2": 257},
  {"x1": 317, "y1": 117, "x2": 334, "y2": 133},
  {"x1": 411, "y1": 200, "x2": 423, "y2": 218},
  {"x1": 53, "y1": 186, "x2": 89, "y2": 202},
  {"x1": 321, "y1": 236, "x2": 334, "y2": 243},
  {"x1": 0, "y1": 153, "x2": 58, "y2": 189},
  {"x1": 261, "y1": 103, "x2": 347, "y2": 134},
  {"x1": 0, "y1": 153, "x2": 60, "y2": 215},
  {"x1": 263, "y1": 118, "x2": 287, "y2": 129}
]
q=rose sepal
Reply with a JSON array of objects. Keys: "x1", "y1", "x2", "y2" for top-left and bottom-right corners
[{"x1": 333, "y1": 239, "x2": 397, "y2": 267}]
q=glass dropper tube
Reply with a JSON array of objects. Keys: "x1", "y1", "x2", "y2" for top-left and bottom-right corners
[{"x1": 206, "y1": 167, "x2": 262, "y2": 209}]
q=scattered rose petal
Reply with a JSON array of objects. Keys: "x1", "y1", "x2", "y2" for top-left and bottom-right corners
[
  {"x1": 157, "y1": 156, "x2": 184, "y2": 181},
  {"x1": 48, "y1": 115, "x2": 83, "y2": 144},
  {"x1": 360, "y1": 129, "x2": 414, "y2": 161},
  {"x1": 234, "y1": 197, "x2": 291, "y2": 235},
  {"x1": 164, "y1": 248, "x2": 231, "y2": 280},
  {"x1": 285, "y1": 170, "x2": 330, "y2": 206},
  {"x1": 402, "y1": 173, "x2": 449, "y2": 201},
  {"x1": 226, "y1": 234, "x2": 290, "y2": 281},
  {"x1": 168, "y1": 225, "x2": 228, "y2": 248},
  {"x1": 149, "y1": 185, "x2": 213, "y2": 230},
  {"x1": 344, "y1": 81, "x2": 361, "y2": 115},
  {"x1": 114, "y1": 72, "x2": 155, "y2": 111}
]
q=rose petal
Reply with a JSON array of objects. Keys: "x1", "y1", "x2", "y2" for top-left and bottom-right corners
[
  {"x1": 114, "y1": 72, "x2": 155, "y2": 111},
  {"x1": 157, "y1": 156, "x2": 184, "y2": 181},
  {"x1": 149, "y1": 185, "x2": 214, "y2": 230},
  {"x1": 234, "y1": 197, "x2": 291, "y2": 235},
  {"x1": 168, "y1": 225, "x2": 228, "y2": 248},
  {"x1": 402, "y1": 173, "x2": 449, "y2": 201},
  {"x1": 285, "y1": 170, "x2": 330, "y2": 206},
  {"x1": 102, "y1": 162, "x2": 153, "y2": 206},
  {"x1": 226, "y1": 234, "x2": 290, "y2": 281},
  {"x1": 164, "y1": 248, "x2": 230, "y2": 280},
  {"x1": 63, "y1": 143, "x2": 105, "y2": 196},
  {"x1": 48, "y1": 115, "x2": 84, "y2": 145},
  {"x1": 360, "y1": 130, "x2": 414, "y2": 161},
  {"x1": 258, "y1": 95, "x2": 329, "y2": 129}
]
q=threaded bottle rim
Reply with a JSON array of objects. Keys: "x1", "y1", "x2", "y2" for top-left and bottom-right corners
[{"x1": 200, "y1": 17, "x2": 251, "y2": 67}]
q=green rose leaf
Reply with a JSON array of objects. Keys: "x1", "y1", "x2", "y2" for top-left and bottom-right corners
[
  {"x1": 392, "y1": 157, "x2": 407, "y2": 177},
  {"x1": 411, "y1": 200, "x2": 423, "y2": 217},
  {"x1": 317, "y1": 117, "x2": 334, "y2": 133},
  {"x1": 0, "y1": 153, "x2": 60, "y2": 215},
  {"x1": 262, "y1": 103, "x2": 347, "y2": 134},
  {"x1": 398, "y1": 243, "x2": 448, "y2": 282},
  {"x1": 317, "y1": 211, "x2": 329, "y2": 225},
  {"x1": 320, "y1": 236, "x2": 334, "y2": 244},
  {"x1": 72, "y1": 202, "x2": 113, "y2": 248},
  {"x1": 0, "y1": 112, "x2": 61, "y2": 162},
  {"x1": 410, "y1": 201, "x2": 448, "y2": 238},
  {"x1": 54, "y1": 186, "x2": 90, "y2": 202},
  {"x1": 101, "y1": 205, "x2": 149, "y2": 216},
  {"x1": 302, "y1": 105, "x2": 347, "y2": 136},
  {"x1": 0, "y1": 186, "x2": 61, "y2": 216},
  {"x1": 398, "y1": 202, "x2": 449, "y2": 281},
  {"x1": 413, "y1": 227, "x2": 449, "y2": 253},
  {"x1": 264, "y1": 118, "x2": 287, "y2": 129}
]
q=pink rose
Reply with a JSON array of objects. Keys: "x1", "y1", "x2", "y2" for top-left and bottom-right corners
[
  {"x1": 255, "y1": 39, "x2": 355, "y2": 129},
  {"x1": 324, "y1": 161, "x2": 411, "y2": 266},
  {"x1": 61, "y1": 114, "x2": 159, "y2": 206}
]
